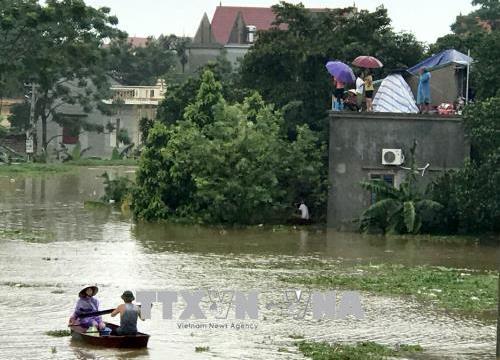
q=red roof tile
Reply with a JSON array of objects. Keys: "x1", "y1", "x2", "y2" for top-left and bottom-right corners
[
  {"x1": 128, "y1": 37, "x2": 150, "y2": 48},
  {"x1": 211, "y1": 6, "x2": 279, "y2": 44}
]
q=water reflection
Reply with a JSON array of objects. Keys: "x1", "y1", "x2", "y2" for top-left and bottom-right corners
[{"x1": 132, "y1": 221, "x2": 499, "y2": 270}]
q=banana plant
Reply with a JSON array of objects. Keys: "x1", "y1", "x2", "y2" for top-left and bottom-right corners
[{"x1": 359, "y1": 142, "x2": 443, "y2": 234}]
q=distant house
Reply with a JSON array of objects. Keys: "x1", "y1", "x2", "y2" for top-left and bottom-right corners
[
  {"x1": 186, "y1": 5, "x2": 344, "y2": 73},
  {"x1": 39, "y1": 79, "x2": 166, "y2": 159},
  {"x1": 127, "y1": 37, "x2": 150, "y2": 48},
  {"x1": 185, "y1": 6, "x2": 276, "y2": 73}
]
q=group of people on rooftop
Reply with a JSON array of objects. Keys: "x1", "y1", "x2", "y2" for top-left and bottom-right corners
[
  {"x1": 331, "y1": 67, "x2": 432, "y2": 114},
  {"x1": 331, "y1": 70, "x2": 374, "y2": 112}
]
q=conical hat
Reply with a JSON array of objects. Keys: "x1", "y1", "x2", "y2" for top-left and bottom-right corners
[{"x1": 79, "y1": 284, "x2": 98, "y2": 297}]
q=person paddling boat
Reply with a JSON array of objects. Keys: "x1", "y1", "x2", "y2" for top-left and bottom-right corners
[
  {"x1": 110, "y1": 290, "x2": 145, "y2": 335},
  {"x1": 68, "y1": 285, "x2": 106, "y2": 331}
]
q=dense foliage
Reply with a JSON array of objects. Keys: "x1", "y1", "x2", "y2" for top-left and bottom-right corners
[
  {"x1": 239, "y1": 3, "x2": 425, "y2": 137},
  {"x1": 106, "y1": 34, "x2": 187, "y2": 85},
  {"x1": 429, "y1": 0, "x2": 500, "y2": 99},
  {"x1": 156, "y1": 54, "x2": 248, "y2": 126},
  {"x1": 101, "y1": 172, "x2": 133, "y2": 204},
  {"x1": 430, "y1": 98, "x2": 500, "y2": 233},
  {"x1": 1, "y1": 0, "x2": 125, "y2": 154},
  {"x1": 133, "y1": 70, "x2": 327, "y2": 224}
]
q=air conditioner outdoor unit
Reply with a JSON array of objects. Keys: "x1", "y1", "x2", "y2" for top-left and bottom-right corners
[{"x1": 382, "y1": 149, "x2": 404, "y2": 165}]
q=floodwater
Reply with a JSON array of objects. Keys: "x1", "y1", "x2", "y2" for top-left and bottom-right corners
[{"x1": 0, "y1": 167, "x2": 498, "y2": 360}]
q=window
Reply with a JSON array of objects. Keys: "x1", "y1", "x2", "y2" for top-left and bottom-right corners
[
  {"x1": 150, "y1": 89, "x2": 155, "y2": 98},
  {"x1": 62, "y1": 120, "x2": 81, "y2": 144},
  {"x1": 369, "y1": 174, "x2": 394, "y2": 204}
]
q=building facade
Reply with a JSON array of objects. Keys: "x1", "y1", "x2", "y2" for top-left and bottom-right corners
[
  {"x1": 186, "y1": 6, "x2": 289, "y2": 73},
  {"x1": 39, "y1": 80, "x2": 166, "y2": 159},
  {"x1": 327, "y1": 112, "x2": 469, "y2": 230}
]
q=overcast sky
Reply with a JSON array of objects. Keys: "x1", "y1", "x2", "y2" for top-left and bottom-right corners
[{"x1": 84, "y1": 0, "x2": 476, "y2": 44}]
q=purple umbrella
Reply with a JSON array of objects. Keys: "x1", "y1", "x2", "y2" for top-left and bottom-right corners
[{"x1": 325, "y1": 61, "x2": 356, "y2": 84}]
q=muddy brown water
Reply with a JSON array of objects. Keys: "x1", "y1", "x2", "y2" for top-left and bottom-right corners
[{"x1": 0, "y1": 167, "x2": 498, "y2": 359}]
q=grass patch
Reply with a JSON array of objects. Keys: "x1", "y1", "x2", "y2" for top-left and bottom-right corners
[
  {"x1": 67, "y1": 158, "x2": 138, "y2": 166},
  {"x1": 195, "y1": 346, "x2": 209, "y2": 352},
  {"x1": 0, "y1": 159, "x2": 137, "y2": 176},
  {"x1": 0, "y1": 163, "x2": 74, "y2": 175},
  {"x1": 0, "y1": 228, "x2": 54, "y2": 242},
  {"x1": 296, "y1": 341, "x2": 423, "y2": 360},
  {"x1": 281, "y1": 264, "x2": 498, "y2": 314},
  {"x1": 45, "y1": 330, "x2": 71, "y2": 337}
]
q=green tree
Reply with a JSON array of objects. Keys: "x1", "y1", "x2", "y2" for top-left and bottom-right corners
[
  {"x1": 183, "y1": 70, "x2": 223, "y2": 127},
  {"x1": 158, "y1": 35, "x2": 192, "y2": 74},
  {"x1": 133, "y1": 71, "x2": 325, "y2": 224},
  {"x1": 472, "y1": 0, "x2": 500, "y2": 30},
  {"x1": 7, "y1": 101, "x2": 30, "y2": 131},
  {"x1": 0, "y1": 0, "x2": 41, "y2": 98},
  {"x1": 156, "y1": 55, "x2": 249, "y2": 126},
  {"x1": 11, "y1": 0, "x2": 124, "y2": 154},
  {"x1": 239, "y1": 3, "x2": 424, "y2": 134},
  {"x1": 138, "y1": 117, "x2": 155, "y2": 143},
  {"x1": 430, "y1": 98, "x2": 500, "y2": 233},
  {"x1": 430, "y1": 0, "x2": 500, "y2": 99},
  {"x1": 106, "y1": 35, "x2": 177, "y2": 85}
]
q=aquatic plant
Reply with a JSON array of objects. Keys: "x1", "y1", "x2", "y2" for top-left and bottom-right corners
[
  {"x1": 45, "y1": 330, "x2": 70, "y2": 337},
  {"x1": 296, "y1": 341, "x2": 423, "y2": 360}
]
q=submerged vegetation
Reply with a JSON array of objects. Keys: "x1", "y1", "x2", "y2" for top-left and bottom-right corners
[
  {"x1": 0, "y1": 159, "x2": 137, "y2": 176},
  {"x1": 133, "y1": 70, "x2": 327, "y2": 224},
  {"x1": 45, "y1": 330, "x2": 71, "y2": 337},
  {"x1": 296, "y1": 341, "x2": 423, "y2": 360},
  {"x1": 282, "y1": 263, "x2": 498, "y2": 314},
  {"x1": 0, "y1": 228, "x2": 54, "y2": 242}
]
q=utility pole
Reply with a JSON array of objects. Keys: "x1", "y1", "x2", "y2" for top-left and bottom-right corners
[
  {"x1": 26, "y1": 83, "x2": 36, "y2": 161},
  {"x1": 466, "y1": 49, "x2": 470, "y2": 104},
  {"x1": 497, "y1": 273, "x2": 499, "y2": 359}
]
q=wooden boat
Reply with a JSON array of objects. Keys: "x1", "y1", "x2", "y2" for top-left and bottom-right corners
[{"x1": 69, "y1": 322, "x2": 150, "y2": 348}]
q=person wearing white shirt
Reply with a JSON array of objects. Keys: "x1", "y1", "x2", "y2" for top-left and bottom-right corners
[
  {"x1": 355, "y1": 72, "x2": 364, "y2": 111},
  {"x1": 298, "y1": 200, "x2": 310, "y2": 220}
]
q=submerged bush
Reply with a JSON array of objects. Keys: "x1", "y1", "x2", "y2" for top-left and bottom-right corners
[
  {"x1": 101, "y1": 172, "x2": 133, "y2": 205},
  {"x1": 133, "y1": 70, "x2": 327, "y2": 224},
  {"x1": 429, "y1": 97, "x2": 500, "y2": 234}
]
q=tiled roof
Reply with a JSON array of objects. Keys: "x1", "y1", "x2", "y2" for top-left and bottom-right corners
[
  {"x1": 128, "y1": 37, "x2": 150, "y2": 48},
  {"x1": 211, "y1": 6, "x2": 279, "y2": 44}
]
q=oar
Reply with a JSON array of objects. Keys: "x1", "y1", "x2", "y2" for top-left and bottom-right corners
[{"x1": 77, "y1": 308, "x2": 115, "y2": 319}]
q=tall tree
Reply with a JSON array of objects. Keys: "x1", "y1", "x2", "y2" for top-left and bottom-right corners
[
  {"x1": 23, "y1": 0, "x2": 123, "y2": 153},
  {"x1": 0, "y1": 0, "x2": 41, "y2": 98},
  {"x1": 106, "y1": 35, "x2": 182, "y2": 85},
  {"x1": 134, "y1": 70, "x2": 326, "y2": 224},
  {"x1": 430, "y1": 0, "x2": 500, "y2": 99},
  {"x1": 239, "y1": 3, "x2": 424, "y2": 135}
]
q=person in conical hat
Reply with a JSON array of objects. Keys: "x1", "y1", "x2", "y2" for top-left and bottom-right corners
[{"x1": 68, "y1": 284, "x2": 105, "y2": 330}]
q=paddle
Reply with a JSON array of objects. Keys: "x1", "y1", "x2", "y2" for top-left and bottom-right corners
[{"x1": 77, "y1": 308, "x2": 115, "y2": 319}]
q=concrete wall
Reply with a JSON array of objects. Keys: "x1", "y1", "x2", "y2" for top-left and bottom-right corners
[
  {"x1": 225, "y1": 45, "x2": 250, "y2": 68},
  {"x1": 186, "y1": 44, "x2": 249, "y2": 74},
  {"x1": 328, "y1": 112, "x2": 469, "y2": 230},
  {"x1": 186, "y1": 46, "x2": 222, "y2": 74}
]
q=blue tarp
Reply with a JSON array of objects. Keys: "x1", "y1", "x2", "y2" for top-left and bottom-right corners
[{"x1": 408, "y1": 49, "x2": 473, "y2": 74}]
